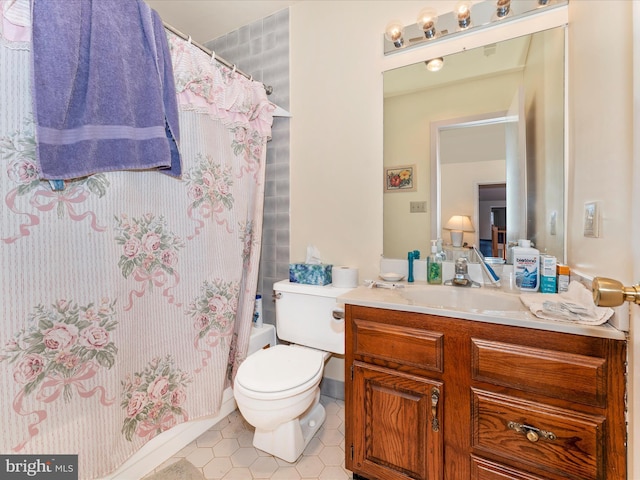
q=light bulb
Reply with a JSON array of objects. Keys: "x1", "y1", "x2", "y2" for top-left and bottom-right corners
[
  {"x1": 416, "y1": 8, "x2": 438, "y2": 39},
  {"x1": 454, "y1": 1, "x2": 472, "y2": 29},
  {"x1": 384, "y1": 20, "x2": 405, "y2": 48},
  {"x1": 496, "y1": 0, "x2": 511, "y2": 18},
  {"x1": 425, "y1": 58, "x2": 444, "y2": 72}
]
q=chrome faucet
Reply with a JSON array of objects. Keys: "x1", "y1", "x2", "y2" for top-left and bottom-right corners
[{"x1": 444, "y1": 257, "x2": 481, "y2": 288}]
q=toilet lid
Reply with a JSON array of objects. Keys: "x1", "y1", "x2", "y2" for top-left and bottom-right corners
[{"x1": 236, "y1": 345, "x2": 324, "y2": 393}]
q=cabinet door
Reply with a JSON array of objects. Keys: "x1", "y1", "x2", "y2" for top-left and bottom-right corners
[{"x1": 350, "y1": 362, "x2": 443, "y2": 480}]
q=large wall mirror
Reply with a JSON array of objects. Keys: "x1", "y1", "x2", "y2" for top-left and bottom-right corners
[{"x1": 383, "y1": 25, "x2": 566, "y2": 263}]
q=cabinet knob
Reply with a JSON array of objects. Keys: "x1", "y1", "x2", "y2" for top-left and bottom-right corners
[{"x1": 526, "y1": 430, "x2": 539, "y2": 442}]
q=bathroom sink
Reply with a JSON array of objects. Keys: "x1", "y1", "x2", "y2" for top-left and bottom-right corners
[
  {"x1": 339, "y1": 280, "x2": 625, "y2": 340},
  {"x1": 398, "y1": 285, "x2": 525, "y2": 314}
]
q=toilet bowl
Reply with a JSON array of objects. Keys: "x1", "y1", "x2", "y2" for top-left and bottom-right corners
[
  {"x1": 233, "y1": 280, "x2": 353, "y2": 463},
  {"x1": 234, "y1": 345, "x2": 327, "y2": 462}
]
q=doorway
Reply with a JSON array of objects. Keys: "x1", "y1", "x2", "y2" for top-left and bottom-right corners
[{"x1": 478, "y1": 183, "x2": 506, "y2": 257}]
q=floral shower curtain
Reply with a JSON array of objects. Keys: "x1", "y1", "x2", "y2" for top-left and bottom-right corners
[{"x1": 0, "y1": 6, "x2": 272, "y2": 479}]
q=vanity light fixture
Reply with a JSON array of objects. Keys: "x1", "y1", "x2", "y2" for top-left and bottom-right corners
[
  {"x1": 454, "y1": 1, "x2": 472, "y2": 29},
  {"x1": 425, "y1": 57, "x2": 444, "y2": 72},
  {"x1": 496, "y1": 0, "x2": 511, "y2": 18},
  {"x1": 445, "y1": 215, "x2": 475, "y2": 247},
  {"x1": 384, "y1": 20, "x2": 405, "y2": 48},
  {"x1": 382, "y1": 0, "x2": 567, "y2": 55},
  {"x1": 417, "y1": 8, "x2": 439, "y2": 39}
]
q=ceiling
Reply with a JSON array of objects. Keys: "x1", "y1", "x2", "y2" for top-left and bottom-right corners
[
  {"x1": 146, "y1": 0, "x2": 302, "y2": 45},
  {"x1": 384, "y1": 33, "x2": 531, "y2": 98}
]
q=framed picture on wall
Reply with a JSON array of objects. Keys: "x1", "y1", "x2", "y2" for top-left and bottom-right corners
[{"x1": 384, "y1": 164, "x2": 416, "y2": 193}]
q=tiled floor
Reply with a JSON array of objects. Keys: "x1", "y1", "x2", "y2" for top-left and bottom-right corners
[{"x1": 149, "y1": 395, "x2": 353, "y2": 479}]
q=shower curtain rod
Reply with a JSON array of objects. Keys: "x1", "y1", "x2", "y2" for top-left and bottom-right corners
[{"x1": 163, "y1": 22, "x2": 274, "y2": 95}]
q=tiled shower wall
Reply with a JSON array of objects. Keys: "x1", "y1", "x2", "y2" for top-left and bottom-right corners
[{"x1": 205, "y1": 9, "x2": 290, "y2": 328}]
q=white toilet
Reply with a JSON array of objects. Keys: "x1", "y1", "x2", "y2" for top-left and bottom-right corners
[{"x1": 233, "y1": 279, "x2": 352, "y2": 463}]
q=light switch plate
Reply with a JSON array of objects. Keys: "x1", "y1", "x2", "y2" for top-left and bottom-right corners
[
  {"x1": 410, "y1": 201, "x2": 427, "y2": 213},
  {"x1": 583, "y1": 202, "x2": 599, "y2": 237}
]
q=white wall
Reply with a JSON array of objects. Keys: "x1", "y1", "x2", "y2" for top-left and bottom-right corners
[
  {"x1": 289, "y1": 1, "x2": 385, "y2": 276},
  {"x1": 290, "y1": 0, "x2": 637, "y2": 476},
  {"x1": 568, "y1": 2, "x2": 636, "y2": 477},
  {"x1": 568, "y1": 2, "x2": 632, "y2": 276}
]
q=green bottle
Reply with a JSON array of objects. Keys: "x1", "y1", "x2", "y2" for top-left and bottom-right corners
[{"x1": 427, "y1": 240, "x2": 442, "y2": 284}]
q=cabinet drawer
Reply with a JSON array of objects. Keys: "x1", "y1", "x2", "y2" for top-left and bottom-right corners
[
  {"x1": 352, "y1": 318, "x2": 443, "y2": 372},
  {"x1": 471, "y1": 389, "x2": 605, "y2": 480},
  {"x1": 471, "y1": 338, "x2": 606, "y2": 407},
  {"x1": 471, "y1": 456, "x2": 548, "y2": 480}
]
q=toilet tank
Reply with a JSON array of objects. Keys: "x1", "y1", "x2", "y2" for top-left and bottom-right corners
[{"x1": 273, "y1": 280, "x2": 353, "y2": 354}]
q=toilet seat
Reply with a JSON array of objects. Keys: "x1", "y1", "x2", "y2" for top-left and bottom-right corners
[{"x1": 236, "y1": 344, "x2": 324, "y2": 396}]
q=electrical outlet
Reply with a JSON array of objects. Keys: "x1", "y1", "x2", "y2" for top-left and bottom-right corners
[
  {"x1": 549, "y1": 211, "x2": 557, "y2": 236},
  {"x1": 410, "y1": 201, "x2": 427, "y2": 213}
]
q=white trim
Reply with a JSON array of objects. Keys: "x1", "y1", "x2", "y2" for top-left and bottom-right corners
[
  {"x1": 430, "y1": 110, "x2": 508, "y2": 240},
  {"x1": 630, "y1": 2, "x2": 640, "y2": 478}
]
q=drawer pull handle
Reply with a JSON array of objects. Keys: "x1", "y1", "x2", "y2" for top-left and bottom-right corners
[
  {"x1": 431, "y1": 387, "x2": 440, "y2": 432},
  {"x1": 507, "y1": 421, "x2": 556, "y2": 442}
]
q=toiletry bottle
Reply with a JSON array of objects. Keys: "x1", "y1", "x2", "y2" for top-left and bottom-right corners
[
  {"x1": 557, "y1": 264, "x2": 570, "y2": 293},
  {"x1": 407, "y1": 251, "x2": 415, "y2": 283},
  {"x1": 254, "y1": 294, "x2": 263, "y2": 328},
  {"x1": 436, "y1": 238, "x2": 446, "y2": 261},
  {"x1": 540, "y1": 255, "x2": 557, "y2": 293},
  {"x1": 407, "y1": 250, "x2": 420, "y2": 283},
  {"x1": 512, "y1": 239, "x2": 539, "y2": 291},
  {"x1": 427, "y1": 240, "x2": 442, "y2": 284}
]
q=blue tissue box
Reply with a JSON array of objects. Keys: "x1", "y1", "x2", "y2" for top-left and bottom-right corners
[{"x1": 289, "y1": 263, "x2": 333, "y2": 285}]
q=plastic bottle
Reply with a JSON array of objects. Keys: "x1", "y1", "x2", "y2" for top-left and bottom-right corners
[
  {"x1": 512, "y1": 239, "x2": 539, "y2": 291},
  {"x1": 253, "y1": 294, "x2": 263, "y2": 328},
  {"x1": 427, "y1": 240, "x2": 442, "y2": 284},
  {"x1": 557, "y1": 264, "x2": 570, "y2": 293},
  {"x1": 407, "y1": 250, "x2": 419, "y2": 283},
  {"x1": 436, "y1": 238, "x2": 447, "y2": 261}
]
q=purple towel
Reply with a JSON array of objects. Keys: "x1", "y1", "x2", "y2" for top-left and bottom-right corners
[{"x1": 31, "y1": 0, "x2": 181, "y2": 180}]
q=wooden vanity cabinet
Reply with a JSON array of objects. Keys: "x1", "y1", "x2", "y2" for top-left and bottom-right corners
[{"x1": 344, "y1": 305, "x2": 627, "y2": 480}]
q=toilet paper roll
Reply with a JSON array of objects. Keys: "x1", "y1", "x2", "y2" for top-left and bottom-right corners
[{"x1": 332, "y1": 266, "x2": 359, "y2": 288}]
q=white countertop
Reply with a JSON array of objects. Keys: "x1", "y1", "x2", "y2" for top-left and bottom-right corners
[{"x1": 338, "y1": 282, "x2": 627, "y2": 341}]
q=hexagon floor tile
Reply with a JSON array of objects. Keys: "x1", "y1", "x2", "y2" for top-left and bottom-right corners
[{"x1": 146, "y1": 395, "x2": 353, "y2": 479}]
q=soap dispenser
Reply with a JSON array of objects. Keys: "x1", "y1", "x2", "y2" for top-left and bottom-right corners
[{"x1": 427, "y1": 240, "x2": 442, "y2": 284}]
